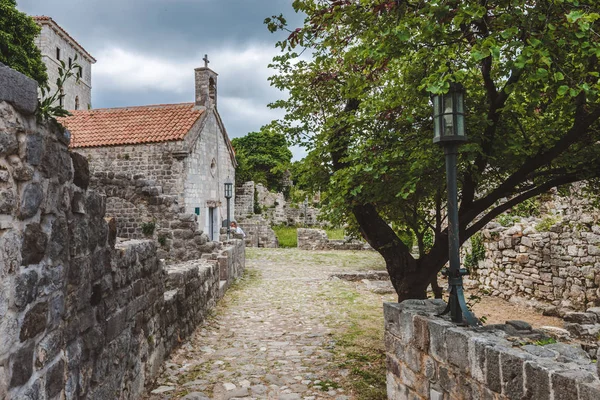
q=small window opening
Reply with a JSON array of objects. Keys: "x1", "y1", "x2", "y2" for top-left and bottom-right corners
[
  {"x1": 68, "y1": 57, "x2": 72, "y2": 68},
  {"x1": 59, "y1": 89, "x2": 64, "y2": 107},
  {"x1": 75, "y1": 96, "x2": 79, "y2": 110},
  {"x1": 209, "y1": 77, "x2": 216, "y2": 102},
  {"x1": 56, "y1": 47, "x2": 60, "y2": 60}
]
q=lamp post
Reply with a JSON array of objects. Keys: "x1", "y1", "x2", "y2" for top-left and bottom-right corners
[
  {"x1": 224, "y1": 176, "x2": 233, "y2": 240},
  {"x1": 432, "y1": 83, "x2": 479, "y2": 326}
]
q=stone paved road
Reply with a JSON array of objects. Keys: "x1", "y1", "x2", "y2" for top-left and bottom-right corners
[{"x1": 144, "y1": 248, "x2": 390, "y2": 400}]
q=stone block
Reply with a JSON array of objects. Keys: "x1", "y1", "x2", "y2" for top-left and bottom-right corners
[
  {"x1": 0, "y1": 187, "x2": 16, "y2": 215},
  {"x1": 20, "y1": 301, "x2": 48, "y2": 342},
  {"x1": 579, "y1": 381, "x2": 600, "y2": 400},
  {"x1": 428, "y1": 318, "x2": 453, "y2": 362},
  {"x1": 0, "y1": 62, "x2": 38, "y2": 114},
  {"x1": 413, "y1": 315, "x2": 430, "y2": 352},
  {"x1": 552, "y1": 369, "x2": 596, "y2": 400},
  {"x1": 14, "y1": 270, "x2": 39, "y2": 311},
  {"x1": 21, "y1": 223, "x2": 48, "y2": 266},
  {"x1": 19, "y1": 182, "x2": 43, "y2": 220},
  {"x1": 523, "y1": 361, "x2": 551, "y2": 400},
  {"x1": 564, "y1": 312, "x2": 598, "y2": 324},
  {"x1": 45, "y1": 359, "x2": 65, "y2": 398},
  {"x1": 71, "y1": 152, "x2": 90, "y2": 190},
  {"x1": 0, "y1": 366, "x2": 6, "y2": 399},
  {"x1": 500, "y1": 349, "x2": 530, "y2": 399},
  {"x1": 445, "y1": 328, "x2": 471, "y2": 371},
  {"x1": 484, "y1": 346, "x2": 502, "y2": 393},
  {"x1": 10, "y1": 341, "x2": 35, "y2": 388}
]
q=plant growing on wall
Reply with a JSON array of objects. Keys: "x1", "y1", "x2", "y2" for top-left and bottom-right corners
[
  {"x1": 464, "y1": 233, "x2": 486, "y2": 271},
  {"x1": 38, "y1": 55, "x2": 82, "y2": 120},
  {"x1": 141, "y1": 221, "x2": 156, "y2": 237}
]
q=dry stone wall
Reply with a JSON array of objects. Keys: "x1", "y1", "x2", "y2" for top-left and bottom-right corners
[
  {"x1": 234, "y1": 181, "x2": 320, "y2": 227},
  {"x1": 468, "y1": 219, "x2": 600, "y2": 313},
  {"x1": 297, "y1": 228, "x2": 371, "y2": 251},
  {"x1": 385, "y1": 300, "x2": 600, "y2": 400},
  {"x1": 0, "y1": 64, "x2": 245, "y2": 400}
]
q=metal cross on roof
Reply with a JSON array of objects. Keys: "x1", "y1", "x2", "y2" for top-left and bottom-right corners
[{"x1": 203, "y1": 54, "x2": 210, "y2": 68}]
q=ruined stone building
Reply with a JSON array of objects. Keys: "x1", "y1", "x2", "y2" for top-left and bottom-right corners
[
  {"x1": 60, "y1": 65, "x2": 237, "y2": 244},
  {"x1": 32, "y1": 16, "x2": 95, "y2": 110}
]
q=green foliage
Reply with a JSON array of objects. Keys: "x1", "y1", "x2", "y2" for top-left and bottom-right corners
[
  {"x1": 0, "y1": 0, "x2": 47, "y2": 86},
  {"x1": 141, "y1": 221, "x2": 156, "y2": 236},
  {"x1": 38, "y1": 55, "x2": 82, "y2": 120},
  {"x1": 508, "y1": 198, "x2": 541, "y2": 218},
  {"x1": 232, "y1": 127, "x2": 293, "y2": 192},
  {"x1": 253, "y1": 189, "x2": 261, "y2": 214},
  {"x1": 464, "y1": 233, "x2": 486, "y2": 270},
  {"x1": 266, "y1": 0, "x2": 600, "y2": 297},
  {"x1": 497, "y1": 214, "x2": 520, "y2": 227},
  {"x1": 157, "y1": 235, "x2": 167, "y2": 247},
  {"x1": 272, "y1": 225, "x2": 297, "y2": 247},
  {"x1": 326, "y1": 228, "x2": 345, "y2": 240},
  {"x1": 534, "y1": 337, "x2": 558, "y2": 346},
  {"x1": 535, "y1": 215, "x2": 562, "y2": 232}
]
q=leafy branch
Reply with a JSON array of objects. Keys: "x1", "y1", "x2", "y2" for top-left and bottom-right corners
[{"x1": 37, "y1": 54, "x2": 82, "y2": 121}]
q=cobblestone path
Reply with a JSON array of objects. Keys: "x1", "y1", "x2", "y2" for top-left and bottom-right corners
[{"x1": 145, "y1": 248, "x2": 391, "y2": 400}]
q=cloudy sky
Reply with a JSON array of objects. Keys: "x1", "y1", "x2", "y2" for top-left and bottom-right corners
[{"x1": 17, "y1": 0, "x2": 307, "y2": 159}]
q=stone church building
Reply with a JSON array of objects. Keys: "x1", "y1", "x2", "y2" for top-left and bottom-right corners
[
  {"x1": 60, "y1": 65, "x2": 237, "y2": 243},
  {"x1": 33, "y1": 16, "x2": 95, "y2": 110}
]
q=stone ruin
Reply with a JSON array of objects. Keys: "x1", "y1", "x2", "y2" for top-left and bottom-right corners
[
  {"x1": 385, "y1": 300, "x2": 600, "y2": 400},
  {"x1": 0, "y1": 63, "x2": 245, "y2": 399},
  {"x1": 297, "y1": 228, "x2": 372, "y2": 251}
]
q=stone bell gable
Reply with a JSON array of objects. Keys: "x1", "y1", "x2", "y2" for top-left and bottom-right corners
[{"x1": 59, "y1": 66, "x2": 237, "y2": 256}]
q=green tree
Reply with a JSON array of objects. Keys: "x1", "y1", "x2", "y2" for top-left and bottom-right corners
[
  {"x1": 232, "y1": 127, "x2": 293, "y2": 192},
  {"x1": 267, "y1": 0, "x2": 600, "y2": 301},
  {"x1": 0, "y1": 0, "x2": 47, "y2": 86}
]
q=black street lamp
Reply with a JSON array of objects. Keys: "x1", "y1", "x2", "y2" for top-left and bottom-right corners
[
  {"x1": 224, "y1": 176, "x2": 233, "y2": 239},
  {"x1": 432, "y1": 83, "x2": 480, "y2": 326}
]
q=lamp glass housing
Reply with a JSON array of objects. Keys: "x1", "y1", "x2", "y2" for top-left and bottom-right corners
[
  {"x1": 432, "y1": 83, "x2": 466, "y2": 144},
  {"x1": 224, "y1": 177, "x2": 233, "y2": 199}
]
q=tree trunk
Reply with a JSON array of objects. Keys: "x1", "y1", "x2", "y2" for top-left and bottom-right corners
[
  {"x1": 430, "y1": 275, "x2": 443, "y2": 299},
  {"x1": 351, "y1": 203, "x2": 444, "y2": 302}
]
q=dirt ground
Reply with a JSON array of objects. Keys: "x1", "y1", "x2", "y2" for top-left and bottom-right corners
[{"x1": 471, "y1": 295, "x2": 564, "y2": 328}]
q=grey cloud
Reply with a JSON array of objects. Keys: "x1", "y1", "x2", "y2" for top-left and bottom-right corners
[
  {"x1": 17, "y1": 0, "x2": 304, "y2": 56},
  {"x1": 17, "y1": 0, "x2": 302, "y2": 154}
]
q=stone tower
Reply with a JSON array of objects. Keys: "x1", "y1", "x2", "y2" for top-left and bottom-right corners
[{"x1": 195, "y1": 55, "x2": 218, "y2": 109}]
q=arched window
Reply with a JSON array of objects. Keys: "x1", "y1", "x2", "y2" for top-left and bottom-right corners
[{"x1": 75, "y1": 96, "x2": 80, "y2": 110}]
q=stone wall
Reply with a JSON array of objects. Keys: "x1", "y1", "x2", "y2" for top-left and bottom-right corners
[
  {"x1": 238, "y1": 216, "x2": 279, "y2": 249},
  {"x1": 468, "y1": 219, "x2": 600, "y2": 313},
  {"x1": 0, "y1": 65, "x2": 245, "y2": 399},
  {"x1": 297, "y1": 228, "x2": 371, "y2": 251},
  {"x1": 234, "y1": 181, "x2": 319, "y2": 227},
  {"x1": 385, "y1": 300, "x2": 600, "y2": 400},
  {"x1": 86, "y1": 170, "x2": 213, "y2": 263}
]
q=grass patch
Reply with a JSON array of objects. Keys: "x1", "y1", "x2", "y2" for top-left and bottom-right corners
[
  {"x1": 272, "y1": 225, "x2": 298, "y2": 248},
  {"x1": 318, "y1": 281, "x2": 391, "y2": 399},
  {"x1": 325, "y1": 228, "x2": 346, "y2": 239}
]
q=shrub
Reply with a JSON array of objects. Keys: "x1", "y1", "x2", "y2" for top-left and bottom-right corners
[
  {"x1": 464, "y1": 233, "x2": 485, "y2": 270},
  {"x1": 141, "y1": 221, "x2": 156, "y2": 236}
]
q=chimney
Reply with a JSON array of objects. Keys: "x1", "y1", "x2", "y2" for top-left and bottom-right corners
[{"x1": 195, "y1": 54, "x2": 218, "y2": 109}]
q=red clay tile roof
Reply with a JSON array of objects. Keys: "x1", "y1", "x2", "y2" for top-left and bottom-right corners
[
  {"x1": 58, "y1": 103, "x2": 204, "y2": 148},
  {"x1": 32, "y1": 16, "x2": 96, "y2": 63}
]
